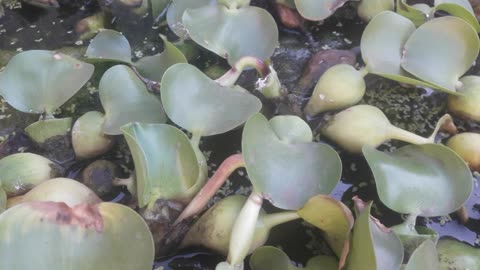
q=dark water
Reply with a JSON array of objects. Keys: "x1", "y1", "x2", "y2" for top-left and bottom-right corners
[{"x1": 1, "y1": 1, "x2": 479, "y2": 270}]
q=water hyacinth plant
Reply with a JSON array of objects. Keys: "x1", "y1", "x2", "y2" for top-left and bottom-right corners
[{"x1": 1, "y1": 0, "x2": 480, "y2": 269}]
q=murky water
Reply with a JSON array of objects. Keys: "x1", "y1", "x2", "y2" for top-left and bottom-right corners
[{"x1": 1, "y1": 1, "x2": 479, "y2": 269}]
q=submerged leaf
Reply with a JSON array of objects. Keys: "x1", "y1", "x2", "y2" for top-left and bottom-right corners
[
  {"x1": 363, "y1": 144, "x2": 472, "y2": 216},
  {"x1": 99, "y1": 65, "x2": 167, "y2": 135},
  {"x1": 121, "y1": 123, "x2": 200, "y2": 208},
  {"x1": 437, "y1": 238, "x2": 480, "y2": 269},
  {"x1": 242, "y1": 113, "x2": 342, "y2": 210},
  {"x1": 183, "y1": 5, "x2": 279, "y2": 65},
  {"x1": 0, "y1": 202, "x2": 154, "y2": 270},
  {"x1": 0, "y1": 50, "x2": 94, "y2": 114},
  {"x1": 161, "y1": 63, "x2": 261, "y2": 136}
]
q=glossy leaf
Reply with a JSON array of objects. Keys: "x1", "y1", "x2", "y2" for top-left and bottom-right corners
[
  {"x1": 357, "y1": 0, "x2": 395, "y2": 22},
  {"x1": 250, "y1": 246, "x2": 338, "y2": 270},
  {"x1": 166, "y1": 0, "x2": 215, "y2": 39},
  {"x1": 121, "y1": 123, "x2": 199, "y2": 208},
  {"x1": 99, "y1": 65, "x2": 167, "y2": 135},
  {"x1": 85, "y1": 29, "x2": 132, "y2": 63},
  {"x1": 297, "y1": 195, "x2": 354, "y2": 257},
  {"x1": 434, "y1": 0, "x2": 480, "y2": 31},
  {"x1": 242, "y1": 113, "x2": 342, "y2": 210},
  {"x1": 363, "y1": 144, "x2": 472, "y2": 216},
  {"x1": 437, "y1": 238, "x2": 480, "y2": 269},
  {"x1": 134, "y1": 36, "x2": 187, "y2": 82},
  {"x1": 345, "y1": 202, "x2": 404, "y2": 270},
  {"x1": 294, "y1": 0, "x2": 349, "y2": 21},
  {"x1": 0, "y1": 202, "x2": 154, "y2": 270},
  {"x1": 402, "y1": 16, "x2": 480, "y2": 93},
  {"x1": 0, "y1": 50, "x2": 94, "y2": 114},
  {"x1": 361, "y1": 11, "x2": 435, "y2": 88},
  {"x1": 183, "y1": 5, "x2": 279, "y2": 65},
  {"x1": 161, "y1": 63, "x2": 261, "y2": 136},
  {"x1": 269, "y1": 115, "x2": 313, "y2": 143},
  {"x1": 404, "y1": 240, "x2": 439, "y2": 270}
]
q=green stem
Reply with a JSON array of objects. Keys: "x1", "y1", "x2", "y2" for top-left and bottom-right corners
[
  {"x1": 174, "y1": 153, "x2": 245, "y2": 225},
  {"x1": 227, "y1": 190, "x2": 263, "y2": 267},
  {"x1": 215, "y1": 56, "x2": 269, "y2": 87},
  {"x1": 392, "y1": 214, "x2": 418, "y2": 235},
  {"x1": 262, "y1": 211, "x2": 300, "y2": 230},
  {"x1": 388, "y1": 126, "x2": 432, "y2": 145}
]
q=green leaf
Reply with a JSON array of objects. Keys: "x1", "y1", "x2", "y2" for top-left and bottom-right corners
[
  {"x1": 0, "y1": 153, "x2": 60, "y2": 196},
  {"x1": 161, "y1": 63, "x2": 261, "y2": 136},
  {"x1": 357, "y1": 0, "x2": 395, "y2": 22},
  {"x1": 242, "y1": 113, "x2": 342, "y2": 210},
  {"x1": 25, "y1": 118, "x2": 72, "y2": 144},
  {"x1": 0, "y1": 50, "x2": 94, "y2": 114},
  {"x1": 363, "y1": 144, "x2": 472, "y2": 216},
  {"x1": 392, "y1": 224, "x2": 439, "y2": 257},
  {"x1": 183, "y1": 5, "x2": 279, "y2": 65},
  {"x1": 437, "y1": 238, "x2": 480, "y2": 269},
  {"x1": 297, "y1": 195, "x2": 354, "y2": 258},
  {"x1": 0, "y1": 201, "x2": 154, "y2": 270},
  {"x1": 345, "y1": 202, "x2": 404, "y2": 270},
  {"x1": 448, "y1": 76, "x2": 480, "y2": 121},
  {"x1": 0, "y1": 189, "x2": 5, "y2": 214},
  {"x1": 151, "y1": 0, "x2": 170, "y2": 19},
  {"x1": 121, "y1": 123, "x2": 199, "y2": 208},
  {"x1": 166, "y1": 0, "x2": 215, "y2": 39},
  {"x1": 18, "y1": 178, "x2": 101, "y2": 207},
  {"x1": 294, "y1": 0, "x2": 349, "y2": 21},
  {"x1": 250, "y1": 246, "x2": 338, "y2": 270},
  {"x1": 269, "y1": 115, "x2": 313, "y2": 143},
  {"x1": 99, "y1": 65, "x2": 167, "y2": 135},
  {"x1": 134, "y1": 35, "x2": 188, "y2": 82},
  {"x1": 402, "y1": 16, "x2": 480, "y2": 93},
  {"x1": 434, "y1": 0, "x2": 480, "y2": 31},
  {"x1": 404, "y1": 240, "x2": 439, "y2": 270},
  {"x1": 360, "y1": 11, "x2": 436, "y2": 89},
  {"x1": 85, "y1": 29, "x2": 132, "y2": 63},
  {"x1": 396, "y1": 0, "x2": 429, "y2": 26}
]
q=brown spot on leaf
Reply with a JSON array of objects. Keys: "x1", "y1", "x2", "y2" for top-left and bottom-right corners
[{"x1": 30, "y1": 201, "x2": 104, "y2": 232}]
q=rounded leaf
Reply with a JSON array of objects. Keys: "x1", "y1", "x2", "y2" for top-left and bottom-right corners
[
  {"x1": 437, "y1": 238, "x2": 480, "y2": 269},
  {"x1": 249, "y1": 246, "x2": 295, "y2": 270},
  {"x1": 121, "y1": 123, "x2": 199, "y2": 207},
  {"x1": 85, "y1": 29, "x2": 132, "y2": 63},
  {"x1": 448, "y1": 75, "x2": 480, "y2": 121},
  {"x1": 402, "y1": 16, "x2": 480, "y2": 92},
  {"x1": 0, "y1": 153, "x2": 60, "y2": 196},
  {"x1": 72, "y1": 111, "x2": 114, "y2": 159},
  {"x1": 0, "y1": 50, "x2": 94, "y2": 114},
  {"x1": 18, "y1": 178, "x2": 101, "y2": 207},
  {"x1": 242, "y1": 113, "x2": 342, "y2": 210},
  {"x1": 161, "y1": 63, "x2": 261, "y2": 136},
  {"x1": 269, "y1": 115, "x2": 313, "y2": 143},
  {"x1": 183, "y1": 5, "x2": 279, "y2": 65},
  {"x1": 361, "y1": 11, "x2": 435, "y2": 88},
  {"x1": 166, "y1": 0, "x2": 216, "y2": 39},
  {"x1": 134, "y1": 36, "x2": 187, "y2": 82},
  {"x1": 0, "y1": 202, "x2": 154, "y2": 270},
  {"x1": 25, "y1": 117, "x2": 72, "y2": 144},
  {"x1": 294, "y1": 0, "x2": 349, "y2": 21},
  {"x1": 99, "y1": 65, "x2": 167, "y2": 135},
  {"x1": 363, "y1": 144, "x2": 473, "y2": 216},
  {"x1": 434, "y1": 0, "x2": 480, "y2": 32}
]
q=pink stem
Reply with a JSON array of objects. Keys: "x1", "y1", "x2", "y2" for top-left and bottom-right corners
[{"x1": 174, "y1": 154, "x2": 245, "y2": 225}]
